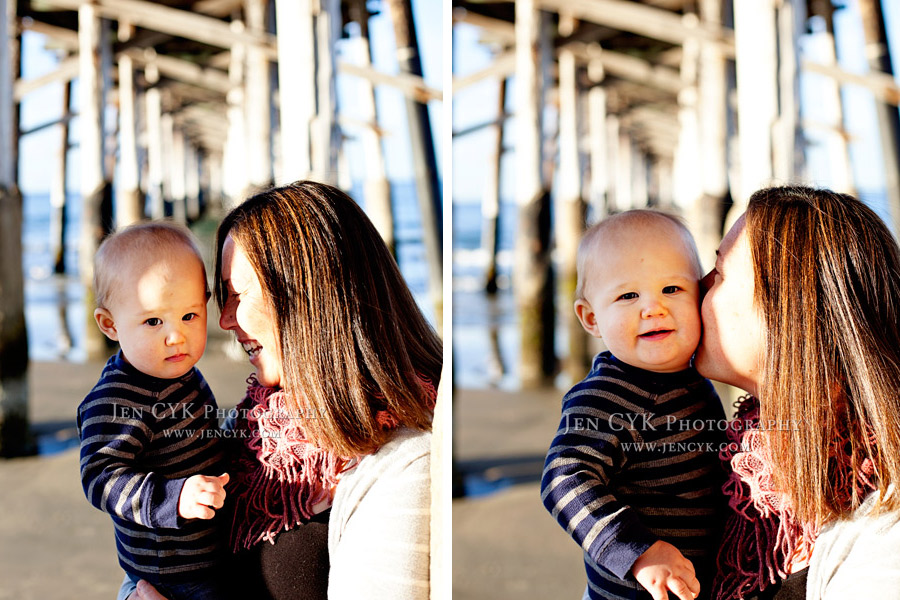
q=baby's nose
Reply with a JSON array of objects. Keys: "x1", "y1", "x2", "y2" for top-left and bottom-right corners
[
  {"x1": 641, "y1": 298, "x2": 667, "y2": 318},
  {"x1": 166, "y1": 327, "x2": 186, "y2": 345}
]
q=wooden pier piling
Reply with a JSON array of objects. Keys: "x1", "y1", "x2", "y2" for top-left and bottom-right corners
[
  {"x1": 859, "y1": 0, "x2": 900, "y2": 233},
  {"x1": 556, "y1": 13, "x2": 589, "y2": 381},
  {"x1": 0, "y1": 0, "x2": 30, "y2": 456},
  {"x1": 514, "y1": 0, "x2": 555, "y2": 386},
  {"x1": 50, "y1": 81, "x2": 71, "y2": 274}
]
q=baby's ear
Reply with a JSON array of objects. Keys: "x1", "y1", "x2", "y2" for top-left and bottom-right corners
[
  {"x1": 574, "y1": 299, "x2": 602, "y2": 338},
  {"x1": 94, "y1": 308, "x2": 119, "y2": 341}
]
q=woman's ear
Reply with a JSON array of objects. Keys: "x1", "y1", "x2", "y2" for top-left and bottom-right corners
[
  {"x1": 574, "y1": 299, "x2": 602, "y2": 338},
  {"x1": 94, "y1": 308, "x2": 119, "y2": 341}
]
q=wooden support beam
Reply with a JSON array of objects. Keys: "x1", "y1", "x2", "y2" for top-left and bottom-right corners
[
  {"x1": 452, "y1": 51, "x2": 515, "y2": 93},
  {"x1": 14, "y1": 48, "x2": 230, "y2": 102},
  {"x1": 556, "y1": 12, "x2": 589, "y2": 381},
  {"x1": 78, "y1": 3, "x2": 111, "y2": 359},
  {"x1": 451, "y1": 114, "x2": 511, "y2": 138},
  {"x1": 338, "y1": 60, "x2": 441, "y2": 103},
  {"x1": 50, "y1": 81, "x2": 72, "y2": 274},
  {"x1": 482, "y1": 77, "x2": 506, "y2": 293},
  {"x1": 185, "y1": 143, "x2": 200, "y2": 220},
  {"x1": 208, "y1": 50, "x2": 232, "y2": 70},
  {"x1": 0, "y1": 0, "x2": 30, "y2": 456},
  {"x1": 126, "y1": 49, "x2": 232, "y2": 94},
  {"x1": 169, "y1": 122, "x2": 188, "y2": 223},
  {"x1": 145, "y1": 83, "x2": 165, "y2": 219},
  {"x1": 117, "y1": 51, "x2": 142, "y2": 226},
  {"x1": 41, "y1": 0, "x2": 278, "y2": 58},
  {"x1": 673, "y1": 33, "x2": 702, "y2": 222},
  {"x1": 453, "y1": 11, "x2": 682, "y2": 93},
  {"x1": 621, "y1": 106, "x2": 679, "y2": 131},
  {"x1": 566, "y1": 42, "x2": 683, "y2": 94},
  {"x1": 313, "y1": 0, "x2": 340, "y2": 184},
  {"x1": 616, "y1": 128, "x2": 635, "y2": 209},
  {"x1": 696, "y1": 0, "x2": 729, "y2": 259},
  {"x1": 514, "y1": 0, "x2": 555, "y2": 386},
  {"x1": 452, "y1": 9, "x2": 515, "y2": 40},
  {"x1": 160, "y1": 81, "x2": 224, "y2": 105},
  {"x1": 772, "y1": 0, "x2": 805, "y2": 183},
  {"x1": 13, "y1": 55, "x2": 78, "y2": 101},
  {"x1": 803, "y1": 29, "x2": 853, "y2": 192},
  {"x1": 801, "y1": 58, "x2": 900, "y2": 107},
  {"x1": 538, "y1": 0, "x2": 735, "y2": 56},
  {"x1": 588, "y1": 61, "x2": 608, "y2": 220},
  {"x1": 245, "y1": 0, "x2": 272, "y2": 187},
  {"x1": 21, "y1": 19, "x2": 79, "y2": 47},
  {"x1": 223, "y1": 31, "x2": 247, "y2": 203},
  {"x1": 859, "y1": 0, "x2": 900, "y2": 234},
  {"x1": 386, "y1": 0, "x2": 443, "y2": 331},
  {"x1": 194, "y1": 0, "x2": 244, "y2": 17},
  {"x1": 78, "y1": 5, "x2": 105, "y2": 197},
  {"x1": 733, "y1": 0, "x2": 778, "y2": 207},
  {"x1": 0, "y1": 0, "x2": 14, "y2": 186},
  {"x1": 178, "y1": 105, "x2": 229, "y2": 130},
  {"x1": 275, "y1": 0, "x2": 315, "y2": 180},
  {"x1": 347, "y1": 28, "x2": 393, "y2": 254},
  {"x1": 450, "y1": 41, "x2": 681, "y2": 96}
]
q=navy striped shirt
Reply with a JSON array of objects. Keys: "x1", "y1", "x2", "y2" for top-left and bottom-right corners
[
  {"x1": 77, "y1": 351, "x2": 226, "y2": 585},
  {"x1": 541, "y1": 352, "x2": 726, "y2": 600}
]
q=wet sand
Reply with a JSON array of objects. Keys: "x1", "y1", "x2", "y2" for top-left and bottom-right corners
[{"x1": 452, "y1": 386, "x2": 586, "y2": 600}]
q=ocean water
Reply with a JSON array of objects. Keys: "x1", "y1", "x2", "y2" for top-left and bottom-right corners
[
  {"x1": 21, "y1": 181, "x2": 434, "y2": 362},
  {"x1": 452, "y1": 201, "x2": 523, "y2": 390}
]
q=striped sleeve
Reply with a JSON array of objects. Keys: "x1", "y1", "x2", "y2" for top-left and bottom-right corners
[
  {"x1": 77, "y1": 385, "x2": 186, "y2": 529},
  {"x1": 328, "y1": 429, "x2": 431, "y2": 600},
  {"x1": 540, "y1": 383, "x2": 659, "y2": 579}
]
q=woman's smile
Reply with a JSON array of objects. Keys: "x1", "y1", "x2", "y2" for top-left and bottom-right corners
[{"x1": 219, "y1": 235, "x2": 285, "y2": 388}]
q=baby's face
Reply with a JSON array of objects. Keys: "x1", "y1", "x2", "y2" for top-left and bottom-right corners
[
  {"x1": 104, "y1": 252, "x2": 208, "y2": 379},
  {"x1": 578, "y1": 227, "x2": 701, "y2": 373}
]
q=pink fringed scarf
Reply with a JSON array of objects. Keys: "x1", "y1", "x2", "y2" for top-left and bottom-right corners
[
  {"x1": 712, "y1": 396, "x2": 877, "y2": 600},
  {"x1": 226, "y1": 374, "x2": 438, "y2": 552},
  {"x1": 225, "y1": 377, "x2": 348, "y2": 551}
]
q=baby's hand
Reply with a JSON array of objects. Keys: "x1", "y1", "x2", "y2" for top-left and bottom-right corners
[
  {"x1": 631, "y1": 540, "x2": 700, "y2": 600},
  {"x1": 178, "y1": 473, "x2": 229, "y2": 520}
]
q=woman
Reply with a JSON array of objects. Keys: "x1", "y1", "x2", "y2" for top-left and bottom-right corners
[
  {"x1": 696, "y1": 185, "x2": 900, "y2": 600},
  {"x1": 132, "y1": 181, "x2": 441, "y2": 599}
]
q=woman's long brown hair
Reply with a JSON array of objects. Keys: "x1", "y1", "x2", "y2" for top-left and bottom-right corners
[
  {"x1": 746, "y1": 185, "x2": 900, "y2": 526},
  {"x1": 215, "y1": 181, "x2": 442, "y2": 457}
]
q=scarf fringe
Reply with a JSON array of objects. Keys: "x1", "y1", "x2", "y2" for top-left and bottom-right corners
[
  {"x1": 227, "y1": 373, "x2": 438, "y2": 552},
  {"x1": 712, "y1": 398, "x2": 876, "y2": 600},
  {"x1": 227, "y1": 378, "x2": 347, "y2": 551}
]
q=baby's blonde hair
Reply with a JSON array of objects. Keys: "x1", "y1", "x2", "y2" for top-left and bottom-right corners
[
  {"x1": 575, "y1": 209, "x2": 703, "y2": 299},
  {"x1": 93, "y1": 221, "x2": 207, "y2": 309}
]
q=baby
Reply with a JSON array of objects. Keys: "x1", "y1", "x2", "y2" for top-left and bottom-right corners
[
  {"x1": 76, "y1": 222, "x2": 229, "y2": 600},
  {"x1": 541, "y1": 210, "x2": 726, "y2": 600}
]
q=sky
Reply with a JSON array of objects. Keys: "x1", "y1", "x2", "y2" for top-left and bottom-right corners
[
  {"x1": 451, "y1": 0, "x2": 900, "y2": 203},
  {"x1": 17, "y1": 0, "x2": 442, "y2": 195}
]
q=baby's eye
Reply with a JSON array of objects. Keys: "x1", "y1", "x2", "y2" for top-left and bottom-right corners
[
  {"x1": 183, "y1": 313, "x2": 198, "y2": 322},
  {"x1": 144, "y1": 317, "x2": 162, "y2": 327},
  {"x1": 617, "y1": 292, "x2": 638, "y2": 301},
  {"x1": 662, "y1": 285, "x2": 682, "y2": 294}
]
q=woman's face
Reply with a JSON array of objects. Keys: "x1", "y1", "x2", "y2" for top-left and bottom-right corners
[
  {"x1": 219, "y1": 234, "x2": 284, "y2": 388},
  {"x1": 695, "y1": 215, "x2": 765, "y2": 395}
]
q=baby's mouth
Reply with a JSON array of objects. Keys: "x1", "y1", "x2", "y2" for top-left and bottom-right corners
[
  {"x1": 241, "y1": 341, "x2": 262, "y2": 357},
  {"x1": 639, "y1": 329, "x2": 673, "y2": 339}
]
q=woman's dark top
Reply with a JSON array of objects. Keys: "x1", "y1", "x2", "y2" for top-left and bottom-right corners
[
  {"x1": 226, "y1": 509, "x2": 330, "y2": 600},
  {"x1": 742, "y1": 568, "x2": 808, "y2": 600}
]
